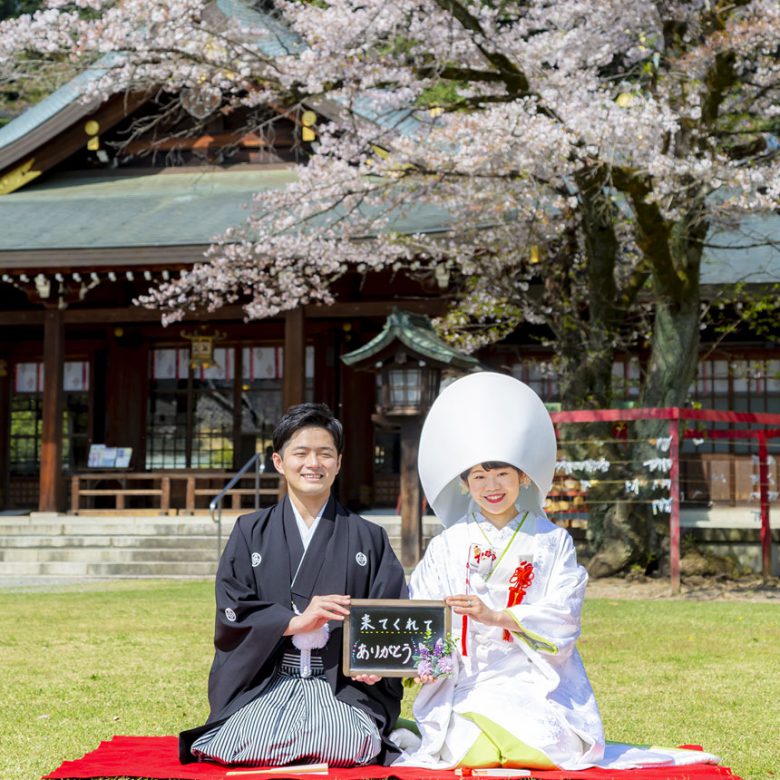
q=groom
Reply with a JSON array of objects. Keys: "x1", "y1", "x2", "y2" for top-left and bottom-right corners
[{"x1": 179, "y1": 403, "x2": 407, "y2": 767}]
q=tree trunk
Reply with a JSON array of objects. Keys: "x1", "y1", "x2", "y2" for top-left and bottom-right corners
[
  {"x1": 556, "y1": 172, "x2": 650, "y2": 563},
  {"x1": 558, "y1": 170, "x2": 623, "y2": 411},
  {"x1": 640, "y1": 296, "x2": 701, "y2": 409},
  {"x1": 586, "y1": 200, "x2": 705, "y2": 576}
]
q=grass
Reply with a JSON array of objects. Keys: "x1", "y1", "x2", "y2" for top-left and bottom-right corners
[
  {"x1": 581, "y1": 597, "x2": 780, "y2": 780},
  {"x1": 0, "y1": 581, "x2": 777, "y2": 780}
]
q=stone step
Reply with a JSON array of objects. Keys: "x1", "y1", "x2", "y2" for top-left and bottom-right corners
[
  {"x1": 0, "y1": 523, "x2": 234, "y2": 540},
  {"x1": 0, "y1": 512, "x2": 441, "y2": 581},
  {"x1": 0, "y1": 560, "x2": 218, "y2": 577},
  {"x1": 0, "y1": 518, "x2": 433, "y2": 543},
  {"x1": 0, "y1": 514, "x2": 438, "y2": 532},
  {"x1": 0, "y1": 574, "x2": 206, "y2": 587},
  {"x1": 0, "y1": 534, "x2": 220, "y2": 550},
  {"x1": 0, "y1": 547, "x2": 218, "y2": 564}
]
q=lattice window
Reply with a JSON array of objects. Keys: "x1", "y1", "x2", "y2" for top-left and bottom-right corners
[{"x1": 9, "y1": 361, "x2": 90, "y2": 475}]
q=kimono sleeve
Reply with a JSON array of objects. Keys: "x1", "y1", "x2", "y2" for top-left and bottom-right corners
[
  {"x1": 367, "y1": 525, "x2": 408, "y2": 600},
  {"x1": 504, "y1": 528, "x2": 587, "y2": 660},
  {"x1": 207, "y1": 520, "x2": 294, "y2": 719},
  {"x1": 408, "y1": 533, "x2": 448, "y2": 600}
]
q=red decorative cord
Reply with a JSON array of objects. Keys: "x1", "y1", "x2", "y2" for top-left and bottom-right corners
[{"x1": 503, "y1": 561, "x2": 534, "y2": 641}]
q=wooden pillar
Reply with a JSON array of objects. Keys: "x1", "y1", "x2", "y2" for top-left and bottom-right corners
[
  {"x1": 313, "y1": 331, "x2": 336, "y2": 411},
  {"x1": 185, "y1": 365, "x2": 194, "y2": 468},
  {"x1": 758, "y1": 434, "x2": 771, "y2": 579},
  {"x1": 105, "y1": 335, "x2": 148, "y2": 470},
  {"x1": 232, "y1": 345, "x2": 244, "y2": 469},
  {"x1": 339, "y1": 365, "x2": 375, "y2": 508},
  {"x1": 400, "y1": 416, "x2": 423, "y2": 568},
  {"x1": 70, "y1": 476, "x2": 80, "y2": 514},
  {"x1": 283, "y1": 307, "x2": 305, "y2": 410},
  {"x1": 0, "y1": 359, "x2": 10, "y2": 510},
  {"x1": 668, "y1": 417, "x2": 680, "y2": 594},
  {"x1": 39, "y1": 308, "x2": 65, "y2": 512}
]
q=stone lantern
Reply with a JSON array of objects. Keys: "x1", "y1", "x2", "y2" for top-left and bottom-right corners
[{"x1": 342, "y1": 309, "x2": 480, "y2": 566}]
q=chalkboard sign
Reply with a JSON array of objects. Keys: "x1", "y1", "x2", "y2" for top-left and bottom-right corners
[{"x1": 342, "y1": 599, "x2": 451, "y2": 677}]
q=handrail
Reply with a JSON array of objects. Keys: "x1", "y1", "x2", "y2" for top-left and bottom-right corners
[{"x1": 209, "y1": 452, "x2": 262, "y2": 559}]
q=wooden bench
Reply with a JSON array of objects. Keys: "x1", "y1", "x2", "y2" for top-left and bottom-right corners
[{"x1": 70, "y1": 471, "x2": 283, "y2": 515}]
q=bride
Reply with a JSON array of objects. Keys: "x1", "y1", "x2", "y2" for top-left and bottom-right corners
[{"x1": 400, "y1": 372, "x2": 605, "y2": 771}]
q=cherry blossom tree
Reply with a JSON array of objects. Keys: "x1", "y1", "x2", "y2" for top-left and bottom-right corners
[
  {"x1": 2, "y1": 0, "x2": 778, "y2": 571},
  {"x1": 0, "y1": 1, "x2": 41, "y2": 20},
  {"x1": 0, "y1": 1, "x2": 68, "y2": 125}
]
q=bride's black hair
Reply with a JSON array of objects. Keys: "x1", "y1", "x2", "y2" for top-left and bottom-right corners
[{"x1": 460, "y1": 461, "x2": 521, "y2": 482}]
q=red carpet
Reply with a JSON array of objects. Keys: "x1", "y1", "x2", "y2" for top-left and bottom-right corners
[{"x1": 42, "y1": 737, "x2": 743, "y2": 780}]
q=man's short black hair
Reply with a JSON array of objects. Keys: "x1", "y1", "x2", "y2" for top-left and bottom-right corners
[{"x1": 272, "y1": 402, "x2": 344, "y2": 454}]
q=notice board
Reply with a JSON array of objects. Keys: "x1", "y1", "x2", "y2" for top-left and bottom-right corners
[{"x1": 342, "y1": 599, "x2": 450, "y2": 677}]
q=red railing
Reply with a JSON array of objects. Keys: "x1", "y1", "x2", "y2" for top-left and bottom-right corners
[{"x1": 549, "y1": 407, "x2": 780, "y2": 591}]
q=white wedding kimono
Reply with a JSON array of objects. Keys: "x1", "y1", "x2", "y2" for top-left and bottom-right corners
[{"x1": 402, "y1": 508, "x2": 605, "y2": 770}]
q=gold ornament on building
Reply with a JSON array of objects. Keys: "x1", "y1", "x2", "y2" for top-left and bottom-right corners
[
  {"x1": 0, "y1": 158, "x2": 41, "y2": 196},
  {"x1": 84, "y1": 119, "x2": 101, "y2": 152},
  {"x1": 301, "y1": 110, "x2": 317, "y2": 142}
]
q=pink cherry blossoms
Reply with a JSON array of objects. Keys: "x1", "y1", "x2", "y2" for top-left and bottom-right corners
[{"x1": 0, "y1": 0, "x2": 778, "y2": 354}]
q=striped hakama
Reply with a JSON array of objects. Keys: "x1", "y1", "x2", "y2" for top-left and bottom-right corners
[{"x1": 191, "y1": 651, "x2": 381, "y2": 767}]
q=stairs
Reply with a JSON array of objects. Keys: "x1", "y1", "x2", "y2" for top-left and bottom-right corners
[
  {"x1": 0, "y1": 513, "x2": 442, "y2": 585},
  {"x1": 0, "y1": 515, "x2": 234, "y2": 585}
]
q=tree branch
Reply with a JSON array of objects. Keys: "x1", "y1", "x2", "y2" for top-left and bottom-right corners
[{"x1": 431, "y1": 0, "x2": 530, "y2": 97}]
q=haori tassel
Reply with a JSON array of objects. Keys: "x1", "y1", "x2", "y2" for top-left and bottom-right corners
[{"x1": 292, "y1": 622, "x2": 329, "y2": 677}]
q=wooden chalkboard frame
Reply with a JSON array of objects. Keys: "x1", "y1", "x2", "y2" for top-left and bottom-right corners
[{"x1": 342, "y1": 598, "x2": 451, "y2": 677}]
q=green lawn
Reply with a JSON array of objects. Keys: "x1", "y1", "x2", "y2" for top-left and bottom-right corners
[{"x1": 0, "y1": 581, "x2": 777, "y2": 780}]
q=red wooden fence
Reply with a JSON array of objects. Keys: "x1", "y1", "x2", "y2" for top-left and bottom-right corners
[{"x1": 549, "y1": 407, "x2": 780, "y2": 592}]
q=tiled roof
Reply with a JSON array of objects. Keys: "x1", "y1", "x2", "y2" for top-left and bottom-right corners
[
  {"x1": 0, "y1": 167, "x2": 295, "y2": 251},
  {"x1": 0, "y1": 2, "x2": 302, "y2": 156},
  {"x1": 0, "y1": 57, "x2": 114, "y2": 152},
  {"x1": 0, "y1": 166, "x2": 454, "y2": 258},
  {"x1": 341, "y1": 308, "x2": 482, "y2": 370},
  {"x1": 0, "y1": 162, "x2": 777, "y2": 284},
  {"x1": 701, "y1": 214, "x2": 780, "y2": 285}
]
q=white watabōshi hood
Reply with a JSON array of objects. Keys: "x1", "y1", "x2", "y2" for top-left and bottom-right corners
[{"x1": 418, "y1": 372, "x2": 557, "y2": 527}]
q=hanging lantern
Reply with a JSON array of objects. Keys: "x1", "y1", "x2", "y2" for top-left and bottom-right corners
[
  {"x1": 378, "y1": 356, "x2": 439, "y2": 416},
  {"x1": 181, "y1": 326, "x2": 226, "y2": 369},
  {"x1": 341, "y1": 309, "x2": 481, "y2": 567}
]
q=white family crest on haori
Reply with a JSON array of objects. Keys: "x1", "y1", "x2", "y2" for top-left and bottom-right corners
[
  {"x1": 251, "y1": 552, "x2": 262, "y2": 567},
  {"x1": 356, "y1": 552, "x2": 368, "y2": 567},
  {"x1": 418, "y1": 372, "x2": 557, "y2": 526}
]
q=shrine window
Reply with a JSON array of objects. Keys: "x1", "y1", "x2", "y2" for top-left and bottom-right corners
[
  {"x1": 689, "y1": 355, "x2": 780, "y2": 455},
  {"x1": 8, "y1": 361, "x2": 90, "y2": 475},
  {"x1": 146, "y1": 345, "x2": 313, "y2": 470}
]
